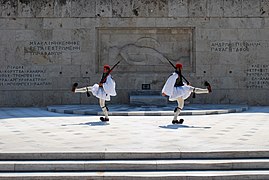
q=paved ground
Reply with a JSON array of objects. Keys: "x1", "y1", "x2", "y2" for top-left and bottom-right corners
[{"x1": 0, "y1": 105, "x2": 268, "y2": 153}]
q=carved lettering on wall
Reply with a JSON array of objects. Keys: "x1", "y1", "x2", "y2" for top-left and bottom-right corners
[
  {"x1": 0, "y1": 65, "x2": 52, "y2": 88},
  {"x1": 24, "y1": 41, "x2": 81, "y2": 55},
  {"x1": 246, "y1": 64, "x2": 269, "y2": 89},
  {"x1": 210, "y1": 41, "x2": 268, "y2": 52}
]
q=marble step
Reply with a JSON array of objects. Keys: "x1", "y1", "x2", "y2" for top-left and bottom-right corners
[
  {"x1": 1, "y1": 159, "x2": 269, "y2": 172},
  {"x1": 1, "y1": 151, "x2": 268, "y2": 160}
]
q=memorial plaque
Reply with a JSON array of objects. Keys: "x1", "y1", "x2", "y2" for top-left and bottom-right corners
[{"x1": 97, "y1": 28, "x2": 194, "y2": 73}]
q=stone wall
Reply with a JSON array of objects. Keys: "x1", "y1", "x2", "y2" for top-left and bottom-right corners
[{"x1": 0, "y1": 0, "x2": 269, "y2": 106}]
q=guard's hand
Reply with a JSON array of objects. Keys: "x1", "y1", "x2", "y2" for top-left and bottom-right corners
[
  {"x1": 99, "y1": 83, "x2": 103, "y2": 87},
  {"x1": 162, "y1": 92, "x2": 167, "y2": 96}
]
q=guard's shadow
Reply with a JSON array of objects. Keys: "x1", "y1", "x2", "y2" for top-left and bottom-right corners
[
  {"x1": 159, "y1": 124, "x2": 211, "y2": 129},
  {"x1": 62, "y1": 121, "x2": 109, "y2": 127}
]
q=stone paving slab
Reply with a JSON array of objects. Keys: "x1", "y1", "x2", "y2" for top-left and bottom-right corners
[
  {"x1": 47, "y1": 104, "x2": 249, "y2": 116},
  {"x1": 0, "y1": 106, "x2": 268, "y2": 153}
]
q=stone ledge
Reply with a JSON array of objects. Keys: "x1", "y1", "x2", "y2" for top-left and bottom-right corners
[
  {"x1": 47, "y1": 104, "x2": 249, "y2": 116},
  {"x1": 130, "y1": 95, "x2": 167, "y2": 106}
]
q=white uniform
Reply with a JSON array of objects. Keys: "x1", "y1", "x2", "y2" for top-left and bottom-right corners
[
  {"x1": 74, "y1": 74, "x2": 116, "y2": 120},
  {"x1": 75, "y1": 75, "x2": 116, "y2": 100},
  {"x1": 91, "y1": 75, "x2": 117, "y2": 101},
  {"x1": 162, "y1": 72, "x2": 193, "y2": 101},
  {"x1": 162, "y1": 72, "x2": 209, "y2": 121}
]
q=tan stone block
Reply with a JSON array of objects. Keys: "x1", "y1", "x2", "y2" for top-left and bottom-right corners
[
  {"x1": 136, "y1": 18, "x2": 156, "y2": 27},
  {"x1": 155, "y1": 18, "x2": 169, "y2": 27},
  {"x1": 53, "y1": 0, "x2": 71, "y2": 17},
  {"x1": 15, "y1": 30, "x2": 36, "y2": 41},
  {"x1": 35, "y1": 0, "x2": 55, "y2": 17},
  {"x1": 261, "y1": 0, "x2": 269, "y2": 17},
  {"x1": 52, "y1": 29, "x2": 72, "y2": 41},
  {"x1": 80, "y1": 65, "x2": 93, "y2": 78},
  {"x1": 223, "y1": 0, "x2": 242, "y2": 17},
  {"x1": 71, "y1": 0, "x2": 95, "y2": 17},
  {"x1": 1, "y1": 0, "x2": 18, "y2": 17},
  {"x1": 196, "y1": 40, "x2": 210, "y2": 52},
  {"x1": 208, "y1": 0, "x2": 224, "y2": 17},
  {"x1": 242, "y1": 0, "x2": 260, "y2": 17},
  {"x1": 96, "y1": 0, "x2": 112, "y2": 17},
  {"x1": 197, "y1": 51, "x2": 221, "y2": 65},
  {"x1": 43, "y1": 18, "x2": 62, "y2": 29},
  {"x1": 62, "y1": 18, "x2": 81, "y2": 29},
  {"x1": 61, "y1": 65, "x2": 81, "y2": 77},
  {"x1": 211, "y1": 64, "x2": 228, "y2": 77},
  {"x1": 0, "y1": 19, "x2": 7, "y2": 29},
  {"x1": 62, "y1": 91, "x2": 80, "y2": 104},
  {"x1": 238, "y1": 29, "x2": 259, "y2": 40},
  {"x1": 257, "y1": 29, "x2": 269, "y2": 40},
  {"x1": 56, "y1": 77, "x2": 72, "y2": 90},
  {"x1": 71, "y1": 52, "x2": 90, "y2": 66},
  {"x1": 148, "y1": 0, "x2": 168, "y2": 17},
  {"x1": 226, "y1": 18, "x2": 262, "y2": 29},
  {"x1": 247, "y1": 89, "x2": 269, "y2": 105},
  {"x1": 5, "y1": 18, "x2": 25, "y2": 30},
  {"x1": 81, "y1": 18, "x2": 100, "y2": 28},
  {"x1": 189, "y1": 0, "x2": 208, "y2": 17},
  {"x1": 219, "y1": 52, "x2": 239, "y2": 65},
  {"x1": 168, "y1": 0, "x2": 188, "y2": 17},
  {"x1": 44, "y1": 65, "x2": 62, "y2": 77},
  {"x1": 43, "y1": 91, "x2": 62, "y2": 105},
  {"x1": 220, "y1": 29, "x2": 239, "y2": 40},
  {"x1": 227, "y1": 89, "x2": 248, "y2": 104},
  {"x1": 195, "y1": 64, "x2": 211, "y2": 77},
  {"x1": 196, "y1": 28, "x2": 221, "y2": 40},
  {"x1": 112, "y1": 0, "x2": 133, "y2": 17}
]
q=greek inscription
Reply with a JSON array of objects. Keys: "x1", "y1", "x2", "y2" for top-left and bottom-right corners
[
  {"x1": 210, "y1": 41, "x2": 267, "y2": 52},
  {"x1": 246, "y1": 64, "x2": 269, "y2": 89},
  {"x1": 0, "y1": 65, "x2": 52, "y2": 88},
  {"x1": 25, "y1": 41, "x2": 81, "y2": 55}
]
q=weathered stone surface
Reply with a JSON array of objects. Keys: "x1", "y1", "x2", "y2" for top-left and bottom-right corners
[
  {"x1": 54, "y1": 0, "x2": 71, "y2": 17},
  {"x1": 0, "y1": 0, "x2": 18, "y2": 17},
  {"x1": 112, "y1": 0, "x2": 133, "y2": 17},
  {"x1": 223, "y1": 0, "x2": 242, "y2": 17},
  {"x1": 189, "y1": 0, "x2": 208, "y2": 17},
  {"x1": 96, "y1": 0, "x2": 112, "y2": 17},
  {"x1": 0, "y1": 0, "x2": 269, "y2": 106},
  {"x1": 71, "y1": 0, "x2": 95, "y2": 17},
  {"x1": 208, "y1": 0, "x2": 224, "y2": 17},
  {"x1": 242, "y1": 0, "x2": 260, "y2": 17},
  {"x1": 168, "y1": 0, "x2": 188, "y2": 17}
]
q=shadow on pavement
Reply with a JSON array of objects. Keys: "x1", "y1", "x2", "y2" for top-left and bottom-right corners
[
  {"x1": 159, "y1": 124, "x2": 211, "y2": 129},
  {"x1": 62, "y1": 121, "x2": 109, "y2": 126}
]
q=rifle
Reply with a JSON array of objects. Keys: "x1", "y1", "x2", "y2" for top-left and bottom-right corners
[
  {"x1": 164, "y1": 57, "x2": 196, "y2": 98},
  {"x1": 100, "y1": 60, "x2": 121, "y2": 83},
  {"x1": 164, "y1": 57, "x2": 190, "y2": 85}
]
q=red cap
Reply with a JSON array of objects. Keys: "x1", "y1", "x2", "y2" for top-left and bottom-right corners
[
  {"x1": 176, "y1": 63, "x2": 182, "y2": 69},
  {"x1": 103, "y1": 65, "x2": 110, "y2": 69}
]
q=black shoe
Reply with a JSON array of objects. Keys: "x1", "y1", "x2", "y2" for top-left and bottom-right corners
[
  {"x1": 71, "y1": 83, "x2": 78, "y2": 92},
  {"x1": 204, "y1": 81, "x2": 212, "y2": 93},
  {"x1": 100, "y1": 117, "x2": 109, "y2": 122},
  {"x1": 179, "y1": 119, "x2": 184, "y2": 124},
  {"x1": 172, "y1": 120, "x2": 179, "y2": 124}
]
